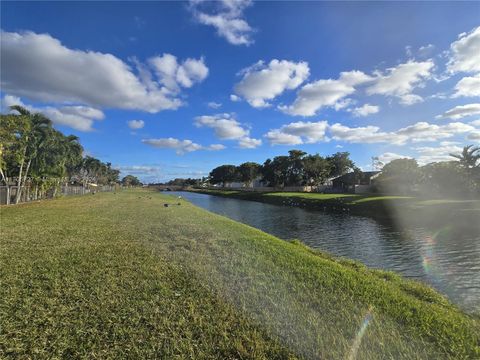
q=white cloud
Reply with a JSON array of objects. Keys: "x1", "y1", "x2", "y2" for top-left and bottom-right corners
[
  {"x1": 378, "y1": 152, "x2": 412, "y2": 164},
  {"x1": 470, "y1": 119, "x2": 480, "y2": 127},
  {"x1": 351, "y1": 104, "x2": 379, "y2": 117},
  {"x1": 366, "y1": 60, "x2": 434, "y2": 105},
  {"x1": 233, "y1": 59, "x2": 310, "y2": 108},
  {"x1": 207, "y1": 101, "x2": 222, "y2": 109},
  {"x1": 237, "y1": 137, "x2": 262, "y2": 149},
  {"x1": 141, "y1": 138, "x2": 224, "y2": 155},
  {"x1": 230, "y1": 94, "x2": 241, "y2": 102},
  {"x1": 194, "y1": 113, "x2": 249, "y2": 139},
  {"x1": 1, "y1": 30, "x2": 207, "y2": 113},
  {"x1": 396, "y1": 122, "x2": 473, "y2": 142},
  {"x1": 468, "y1": 130, "x2": 480, "y2": 141},
  {"x1": 127, "y1": 120, "x2": 145, "y2": 130},
  {"x1": 189, "y1": 0, "x2": 254, "y2": 46},
  {"x1": 436, "y1": 103, "x2": 480, "y2": 120},
  {"x1": 452, "y1": 74, "x2": 480, "y2": 97},
  {"x1": 206, "y1": 144, "x2": 227, "y2": 151},
  {"x1": 2, "y1": 94, "x2": 104, "y2": 132},
  {"x1": 413, "y1": 144, "x2": 464, "y2": 165},
  {"x1": 194, "y1": 113, "x2": 260, "y2": 148},
  {"x1": 329, "y1": 123, "x2": 401, "y2": 144},
  {"x1": 329, "y1": 121, "x2": 474, "y2": 145},
  {"x1": 280, "y1": 70, "x2": 372, "y2": 116},
  {"x1": 149, "y1": 53, "x2": 208, "y2": 91},
  {"x1": 265, "y1": 121, "x2": 328, "y2": 145},
  {"x1": 264, "y1": 130, "x2": 303, "y2": 145},
  {"x1": 447, "y1": 26, "x2": 480, "y2": 74},
  {"x1": 418, "y1": 44, "x2": 435, "y2": 58}
]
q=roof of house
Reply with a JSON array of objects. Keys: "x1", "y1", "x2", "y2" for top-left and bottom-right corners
[{"x1": 332, "y1": 171, "x2": 381, "y2": 183}]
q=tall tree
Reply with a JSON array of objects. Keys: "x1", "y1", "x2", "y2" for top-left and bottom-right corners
[
  {"x1": 122, "y1": 175, "x2": 142, "y2": 186},
  {"x1": 261, "y1": 156, "x2": 289, "y2": 187},
  {"x1": 326, "y1": 152, "x2": 356, "y2": 178},
  {"x1": 286, "y1": 150, "x2": 306, "y2": 186},
  {"x1": 375, "y1": 158, "x2": 420, "y2": 195},
  {"x1": 303, "y1": 154, "x2": 331, "y2": 186},
  {"x1": 3, "y1": 106, "x2": 53, "y2": 204},
  {"x1": 237, "y1": 162, "x2": 261, "y2": 187},
  {"x1": 450, "y1": 145, "x2": 480, "y2": 169},
  {"x1": 209, "y1": 165, "x2": 238, "y2": 187}
]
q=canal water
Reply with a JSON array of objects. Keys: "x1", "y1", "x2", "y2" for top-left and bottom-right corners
[{"x1": 172, "y1": 191, "x2": 480, "y2": 312}]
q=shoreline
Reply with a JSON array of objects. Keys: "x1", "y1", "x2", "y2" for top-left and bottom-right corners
[{"x1": 186, "y1": 188, "x2": 480, "y2": 230}]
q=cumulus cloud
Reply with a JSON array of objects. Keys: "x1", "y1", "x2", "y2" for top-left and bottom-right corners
[
  {"x1": 1, "y1": 30, "x2": 208, "y2": 114},
  {"x1": 412, "y1": 144, "x2": 464, "y2": 165},
  {"x1": 378, "y1": 152, "x2": 412, "y2": 164},
  {"x1": 207, "y1": 101, "x2": 222, "y2": 109},
  {"x1": 230, "y1": 94, "x2": 241, "y2": 102},
  {"x1": 238, "y1": 137, "x2": 262, "y2": 149},
  {"x1": 329, "y1": 121, "x2": 474, "y2": 145},
  {"x1": 233, "y1": 59, "x2": 310, "y2": 108},
  {"x1": 447, "y1": 26, "x2": 480, "y2": 74},
  {"x1": 467, "y1": 130, "x2": 480, "y2": 141},
  {"x1": 265, "y1": 121, "x2": 328, "y2": 145},
  {"x1": 396, "y1": 122, "x2": 474, "y2": 142},
  {"x1": 452, "y1": 74, "x2": 480, "y2": 97},
  {"x1": 194, "y1": 113, "x2": 249, "y2": 139},
  {"x1": 350, "y1": 104, "x2": 379, "y2": 117},
  {"x1": 194, "y1": 113, "x2": 261, "y2": 148},
  {"x1": 127, "y1": 120, "x2": 145, "y2": 130},
  {"x1": 329, "y1": 123, "x2": 401, "y2": 144},
  {"x1": 189, "y1": 0, "x2": 254, "y2": 45},
  {"x1": 436, "y1": 103, "x2": 480, "y2": 120},
  {"x1": 149, "y1": 53, "x2": 208, "y2": 91},
  {"x1": 2, "y1": 94, "x2": 104, "y2": 132},
  {"x1": 366, "y1": 60, "x2": 434, "y2": 105},
  {"x1": 279, "y1": 71, "x2": 373, "y2": 116},
  {"x1": 141, "y1": 137, "x2": 224, "y2": 155}
]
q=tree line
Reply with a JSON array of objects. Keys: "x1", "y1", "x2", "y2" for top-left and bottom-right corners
[
  {"x1": 0, "y1": 106, "x2": 136, "y2": 204},
  {"x1": 206, "y1": 147, "x2": 479, "y2": 197},
  {"x1": 209, "y1": 150, "x2": 357, "y2": 187},
  {"x1": 375, "y1": 146, "x2": 479, "y2": 197}
]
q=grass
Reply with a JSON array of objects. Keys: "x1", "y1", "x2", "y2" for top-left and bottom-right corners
[{"x1": 1, "y1": 190, "x2": 479, "y2": 359}]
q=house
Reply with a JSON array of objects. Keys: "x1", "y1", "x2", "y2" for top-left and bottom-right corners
[{"x1": 331, "y1": 171, "x2": 380, "y2": 193}]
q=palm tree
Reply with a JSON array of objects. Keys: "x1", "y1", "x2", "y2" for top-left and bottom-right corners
[
  {"x1": 450, "y1": 145, "x2": 480, "y2": 169},
  {"x1": 9, "y1": 106, "x2": 53, "y2": 204}
]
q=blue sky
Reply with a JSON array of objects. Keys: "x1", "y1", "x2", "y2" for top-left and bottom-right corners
[{"x1": 1, "y1": 1, "x2": 480, "y2": 182}]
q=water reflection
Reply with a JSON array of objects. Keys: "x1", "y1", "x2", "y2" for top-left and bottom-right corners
[{"x1": 172, "y1": 191, "x2": 480, "y2": 312}]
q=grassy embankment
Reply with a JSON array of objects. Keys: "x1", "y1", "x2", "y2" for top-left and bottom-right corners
[
  {"x1": 1, "y1": 190, "x2": 479, "y2": 359},
  {"x1": 190, "y1": 188, "x2": 480, "y2": 228}
]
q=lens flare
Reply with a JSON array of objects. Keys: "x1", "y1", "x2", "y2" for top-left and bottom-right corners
[{"x1": 348, "y1": 306, "x2": 374, "y2": 360}]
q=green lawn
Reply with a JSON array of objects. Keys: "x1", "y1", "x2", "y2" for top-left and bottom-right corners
[{"x1": 1, "y1": 190, "x2": 479, "y2": 359}]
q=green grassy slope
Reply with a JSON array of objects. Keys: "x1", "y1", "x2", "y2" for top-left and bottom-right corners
[{"x1": 1, "y1": 190, "x2": 478, "y2": 359}]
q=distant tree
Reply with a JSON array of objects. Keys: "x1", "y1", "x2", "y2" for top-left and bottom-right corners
[
  {"x1": 450, "y1": 145, "x2": 480, "y2": 169},
  {"x1": 261, "y1": 156, "x2": 289, "y2": 187},
  {"x1": 375, "y1": 158, "x2": 420, "y2": 195},
  {"x1": 303, "y1": 154, "x2": 331, "y2": 186},
  {"x1": 286, "y1": 150, "x2": 306, "y2": 186},
  {"x1": 122, "y1": 175, "x2": 142, "y2": 187},
  {"x1": 237, "y1": 162, "x2": 261, "y2": 187},
  {"x1": 209, "y1": 165, "x2": 238, "y2": 187},
  {"x1": 326, "y1": 152, "x2": 356, "y2": 178},
  {"x1": 420, "y1": 161, "x2": 473, "y2": 197},
  {"x1": 0, "y1": 106, "x2": 53, "y2": 204}
]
